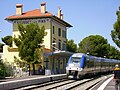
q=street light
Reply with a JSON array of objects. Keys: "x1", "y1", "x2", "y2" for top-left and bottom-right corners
[
  {"x1": 51, "y1": 43, "x2": 56, "y2": 74},
  {"x1": 52, "y1": 43, "x2": 56, "y2": 45},
  {"x1": 51, "y1": 42, "x2": 59, "y2": 74},
  {"x1": 51, "y1": 43, "x2": 60, "y2": 51},
  {"x1": 51, "y1": 45, "x2": 60, "y2": 51}
]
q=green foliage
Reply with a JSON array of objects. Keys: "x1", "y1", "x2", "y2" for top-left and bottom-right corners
[
  {"x1": 0, "y1": 43, "x2": 4, "y2": 52},
  {"x1": 14, "y1": 23, "x2": 46, "y2": 75},
  {"x1": 0, "y1": 56, "x2": 14, "y2": 78},
  {"x1": 107, "y1": 46, "x2": 120, "y2": 59},
  {"x1": 0, "y1": 62, "x2": 6, "y2": 78},
  {"x1": 34, "y1": 47, "x2": 44, "y2": 64},
  {"x1": 111, "y1": 7, "x2": 120, "y2": 48},
  {"x1": 14, "y1": 56, "x2": 28, "y2": 72},
  {"x1": 78, "y1": 35, "x2": 109, "y2": 57},
  {"x1": 2, "y1": 36, "x2": 12, "y2": 47},
  {"x1": 66, "y1": 39, "x2": 77, "y2": 53},
  {"x1": 14, "y1": 56, "x2": 26, "y2": 68},
  {"x1": 14, "y1": 23, "x2": 46, "y2": 64},
  {"x1": 4, "y1": 62, "x2": 14, "y2": 77}
]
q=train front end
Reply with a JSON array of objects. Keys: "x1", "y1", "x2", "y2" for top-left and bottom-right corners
[{"x1": 66, "y1": 53, "x2": 86, "y2": 79}]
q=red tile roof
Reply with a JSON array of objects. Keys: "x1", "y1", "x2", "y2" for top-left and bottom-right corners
[
  {"x1": 6, "y1": 9, "x2": 53, "y2": 20},
  {"x1": 5, "y1": 9, "x2": 72, "y2": 27}
]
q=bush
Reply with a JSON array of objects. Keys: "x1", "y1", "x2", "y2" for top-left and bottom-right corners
[
  {"x1": 0, "y1": 62, "x2": 6, "y2": 79},
  {"x1": 4, "y1": 63, "x2": 14, "y2": 77}
]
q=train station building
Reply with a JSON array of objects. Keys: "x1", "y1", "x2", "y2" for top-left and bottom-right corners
[{"x1": 3, "y1": 2, "x2": 72, "y2": 75}]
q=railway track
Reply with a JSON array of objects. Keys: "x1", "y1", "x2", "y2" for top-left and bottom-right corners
[{"x1": 15, "y1": 74, "x2": 112, "y2": 90}]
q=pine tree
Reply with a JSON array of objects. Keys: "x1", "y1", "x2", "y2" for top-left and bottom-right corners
[
  {"x1": 14, "y1": 23, "x2": 46, "y2": 75},
  {"x1": 111, "y1": 7, "x2": 120, "y2": 48}
]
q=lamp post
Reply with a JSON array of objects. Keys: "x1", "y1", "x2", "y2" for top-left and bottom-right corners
[{"x1": 51, "y1": 43, "x2": 56, "y2": 74}]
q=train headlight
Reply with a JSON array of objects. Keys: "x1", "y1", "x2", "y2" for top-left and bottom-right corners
[
  {"x1": 78, "y1": 68, "x2": 83, "y2": 71},
  {"x1": 80, "y1": 68, "x2": 83, "y2": 70}
]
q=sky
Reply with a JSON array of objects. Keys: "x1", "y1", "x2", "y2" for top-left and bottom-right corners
[{"x1": 0, "y1": 0, "x2": 120, "y2": 48}]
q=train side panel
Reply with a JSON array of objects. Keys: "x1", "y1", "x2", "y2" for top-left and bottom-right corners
[{"x1": 66, "y1": 53, "x2": 120, "y2": 79}]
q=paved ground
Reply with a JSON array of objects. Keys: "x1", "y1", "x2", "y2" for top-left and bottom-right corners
[
  {"x1": 92, "y1": 77, "x2": 119, "y2": 90},
  {"x1": 104, "y1": 79, "x2": 116, "y2": 90}
]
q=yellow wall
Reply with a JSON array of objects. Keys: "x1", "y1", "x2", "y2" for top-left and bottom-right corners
[
  {"x1": 12, "y1": 18, "x2": 51, "y2": 49},
  {"x1": 51, "y1": 20, "x2": 67, "y2": 50},
  {"x1": 12, "y1": 18, "x2": 67, "y2": 50},
  {"x1": 13, "y1": 31, "x2": 20, "y2": 48},
  {"x1": 3, "y1": 17, "x2": 68, "y2": 71},
  {"x1": 3, "y1": 45, "x2": 19, "y2": 64}
]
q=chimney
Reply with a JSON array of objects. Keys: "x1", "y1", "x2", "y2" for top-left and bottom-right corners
[
  {"x1": 16, "y1": 4, "x2": 23, "y2": 15},
  {"x1": 61, "y1": 14, "x2": 63, "y2": 20},
  {"x1": 57, "y1": 7, "x2": 61, "y2": 18},
  {"x1": 41, "y1": 2, "x2": 46, "y2": 14}
]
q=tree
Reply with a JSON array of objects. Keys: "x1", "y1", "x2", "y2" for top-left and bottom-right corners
[
  {"x1": 2, "y1": 36, "x2": 12, "y2": 47},
  {"x1": 78, "y1": 35, "x2": 110, "y2": 57},
  {"x1": 107, "y1": 46, "x2": 120, "y2": 59},
  {"x1": 0, "y1": 62, "x2": 6, "y2": 78},
  {"x1": 0, "y1": 43, "x2": 4, "y2": 52},
  {"x1": 14, "y1": 23, "x2": 46, "y2": 75},
  {"x1": 111, "y1": 7, "x2": 120, "y2": 48},
  {"x1": 66, "y1": 39, "x2": 77, "y2": 53}
]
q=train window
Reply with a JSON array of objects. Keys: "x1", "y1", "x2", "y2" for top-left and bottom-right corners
[
  {"x1": 71, "y1": 57, "x2": 80, "y2": 64},
  {"x1": 86, "y1": 60, "x2": 94, "y2": 68},
  {"x1": 95, "y1": 61, "x2": 101, "y2": 69}
]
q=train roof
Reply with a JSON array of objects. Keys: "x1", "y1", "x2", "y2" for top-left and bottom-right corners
[
  {"x1": 71, "y1": 53, "x2": 120, "y2": 63},
  {"x1": 72, "y1": 53, "x2": 85, "y2": 57}
]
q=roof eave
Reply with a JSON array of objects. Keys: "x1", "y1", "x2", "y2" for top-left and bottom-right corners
[
  {"x1": 5, "y1": 15, "x2": 53, "y2": 21},
  {"x1": 5, "y1": 15, "x2": 73, "y2": 28},
  {"x1": 52, "y1": 16, "x2": 72, "y2": 27}
]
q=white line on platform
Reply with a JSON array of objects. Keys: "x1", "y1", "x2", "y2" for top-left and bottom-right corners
[{"x1": 97, "y1": 77, "x2": 113, "y2": 90}]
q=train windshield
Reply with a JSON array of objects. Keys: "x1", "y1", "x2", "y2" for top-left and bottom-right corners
[{"x1": 71, "y1": 57, "x2": 81, "y2": 64}]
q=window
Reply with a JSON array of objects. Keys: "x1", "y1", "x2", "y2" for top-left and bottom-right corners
[
  {"x1": 58, "y1": 42, "x2": 61, "y2": 50},
  {"x1": 52, "y1": 26, "x2": 55, "y2": 34},
  {"x1": 65, "y1": 30, "x2": 66, "y2": 38},
  {"x1": 71, "y1": 57, "x2": 81, "y2": 64},
  {"x1": 62, "y1": 30, "x2": 64, "y2": 38},
  {"x1": 62, "y1": 30, "x2": 66, "y2": 38},
  {"x1": 52, "y1": 40, "x2": 56, "y2": 51},
  {"x1": 58, "y1": 28, "x2": 61, "y2": 36},
  {"x1": 62, "y1": 43, "x2": 66, "y2": 51}
]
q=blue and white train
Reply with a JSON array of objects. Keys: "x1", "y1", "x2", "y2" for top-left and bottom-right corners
[{"x1": 66, "y1": 53, "x2": 120, "y2": 79}]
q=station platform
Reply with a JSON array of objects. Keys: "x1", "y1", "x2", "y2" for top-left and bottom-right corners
[
  {"x1": 0, "y1": 74, "x2": 67, "y2": 89},
  {"x1": 104, "y1": 79, "x2": 116, "y2": 90},
  {"x1": 92, "y1": 76, "x2": 118, "y2": 90},
  {"x1": 0, "y1": 75, "x2": 44, "y2": 82}
]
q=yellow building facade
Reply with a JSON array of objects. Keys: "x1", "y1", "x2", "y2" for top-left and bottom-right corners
[{"x1": 3, "y1": 2, "x2": 72, "y2": 74}]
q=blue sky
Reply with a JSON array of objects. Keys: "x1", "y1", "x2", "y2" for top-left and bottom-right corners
[{"x1": 0, "y1": 0, "x2": 120, "y2": 48}]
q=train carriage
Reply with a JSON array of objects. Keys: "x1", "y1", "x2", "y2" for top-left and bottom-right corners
[{"x1": 66, "y1": 53, "x2": 120, "y2": 79}]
